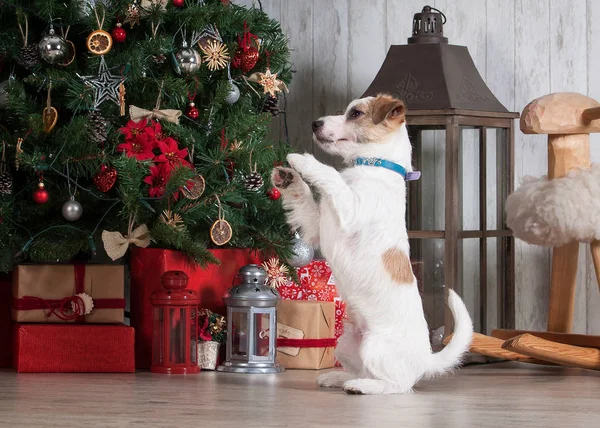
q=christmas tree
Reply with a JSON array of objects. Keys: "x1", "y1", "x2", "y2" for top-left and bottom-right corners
[{"x1": 0, "y1": 0, "x2": 294, "y2": 272}]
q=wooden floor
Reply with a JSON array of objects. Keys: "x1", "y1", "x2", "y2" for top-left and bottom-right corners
[{"x1": 0, "y1": 362, "x2": 598, "y2": 427}]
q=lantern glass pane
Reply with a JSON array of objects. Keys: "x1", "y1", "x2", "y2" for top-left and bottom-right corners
[
  {"x1": 253, "y1": 312, "x2": 271, "y2": 357},
  {"x1": 486, "y1": 237, "x2": 499, "y2": 335},
  {"x1": 410, "y1": 238, "x2": 445, "y2": 334},
  {"x1": 459, "y1": 127, "x2": 480, "y2": 231},
  {"x1": 168, "y1": 308, "x2": 187, "y2": 364},
  {"x1": 407, "y1": 128, "x2": 445, "y2": 231},
  {"x1": 152, "y1": 307, "x2": 164, "y2": 366},
  {"x1": 190, "y1": 309, "x2": 197, "y2": 365},
  {"x1": 231, "y1": 309, "x2": 249, "y2": 357},
  {"x1": 458, "y1": 238, "x2": 481, "y2": 333}
]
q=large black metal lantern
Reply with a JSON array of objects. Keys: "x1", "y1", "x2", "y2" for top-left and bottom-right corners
[{"x1": 363, "y1": 6, "x2": 519, "y2": 338}]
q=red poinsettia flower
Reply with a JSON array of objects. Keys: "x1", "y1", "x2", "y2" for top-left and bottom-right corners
[
  {"x1": 117, "y1": 133, "x2": 154, "y2": 161},
  {"x1": 143, "y1": 163, "x2": 170, "y2": 197},
  {"x1": 119, "y1": 119, "x2": 149, "y2": 141},
  {"x1": 155, "y1": 137, "x2": 192, "y2": 170},
  {"x1": 146, "y1": 120, "x2": 164, "y2": 148}
]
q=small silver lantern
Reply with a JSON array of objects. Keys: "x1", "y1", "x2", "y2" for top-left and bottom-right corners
[{"x1": 217, "y1": 264, "x2": 284, "y2": 374}]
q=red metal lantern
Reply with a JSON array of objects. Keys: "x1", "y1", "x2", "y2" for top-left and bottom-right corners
[{"x1": 150, "y1": 270, "x2": 201, "y2": 374}]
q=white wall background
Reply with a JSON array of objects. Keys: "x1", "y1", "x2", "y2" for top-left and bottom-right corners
[{"x1": 238, "y1": 0, "x2": 600, "y2": 334}]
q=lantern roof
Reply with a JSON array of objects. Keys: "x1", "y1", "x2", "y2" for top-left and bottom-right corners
[
  {"x1": 223, "y1": 265, "x2": 280, "y2": 307},
  {"x1": 362, "y1": 6, "x2": 517, "y2": 117}
]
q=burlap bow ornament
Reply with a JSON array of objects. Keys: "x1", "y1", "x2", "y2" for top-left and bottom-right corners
[
  {"x1": 102, "y1": 222, "x2": 151, "y2": 261},
  {"x1": 129, "y1": 80, "x2": 182, "y2": 124},
  {"x1": 129, "y1": 105, "x2": 182, "y2": 125}
]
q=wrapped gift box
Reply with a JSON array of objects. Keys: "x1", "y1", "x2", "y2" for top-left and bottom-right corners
[
  {"x1": 13, "y1": 324, "x2": 135, "y2": 373},
  {"x1": 276, "y1": 300, "x2": 336, "y2": 370},
  {"x1": 130, "y1": 247, "x2": 262, "y2": 369},
  {"x1": 12, "y1": 264, "x2": 125, "y2": 323},
  {"x1": 0, "y1": 274, "x2": 11, "y2": 368}
]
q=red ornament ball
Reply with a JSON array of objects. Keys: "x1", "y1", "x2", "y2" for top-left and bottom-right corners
[
  {"x1": 112, "y1": 24, "x2": 126, "y2": 43},
  {"x1": 186, "y1": 102, "x2": 199, "y2": 120},
  {"x1": 93, "y1": 164, "x2": 118, "y2": 193},
  {"x1": 232, "y1": 46, "x2": 259, "y2": 73},
  {"x1": 267, "y1": 187, "x2": 281, "y2": 200},
  {"x1": 32, "y1": 182, "x2": 49, "y2": 204},
  {"x1": 172, "y1": 0, "x2": 185, "y2": 7}
]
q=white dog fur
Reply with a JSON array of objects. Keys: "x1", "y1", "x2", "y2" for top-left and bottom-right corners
[
  {"x1": 506, "y1": 163, "x2": 600, "y2": 247},
  {"x1": 271, "y1": 94, "x2": 473, "y2": 395}
]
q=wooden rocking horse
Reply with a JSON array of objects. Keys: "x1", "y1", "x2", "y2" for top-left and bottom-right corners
[{"x1": 446, "y1": 92, "x2": 600, "y2": 369}]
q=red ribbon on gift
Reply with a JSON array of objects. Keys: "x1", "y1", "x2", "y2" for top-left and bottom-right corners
[
  {"x1": 277, "y1": 338, "x2": 337, "y2": 348},
  {"x1": 13, "y1": 264, "x2": 125, "y2": 323}
]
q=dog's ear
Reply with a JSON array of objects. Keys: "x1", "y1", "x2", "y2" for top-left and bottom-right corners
[{"x1": 371, "y1": 95, "x2": 406, "y2": 125}]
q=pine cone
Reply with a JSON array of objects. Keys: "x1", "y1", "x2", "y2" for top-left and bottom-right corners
[
  {"x1": 19, "y1": 44, "x2": 40, "y2": 70},
  {"x1": 262, "y1": 95, "x2": 280, "y2": 116},
  {"x1": 244, "y1": 172, "x2": 264, "y2": 191},
  {"x1": 87, "y1": 110, "x2": 108, "y2": 145},
  {"x1": 0, "y1": 171, "x2": 12, "y2": 195}
]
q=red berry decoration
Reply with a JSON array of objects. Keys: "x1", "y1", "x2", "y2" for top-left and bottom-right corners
[
  {"x1": 186, "y1": 102, "x2": 199, "y2": 120},
  {"x1": 112, "y1": 23, "x2": 126, "y2": 43},
  {"x1": 172, "y1": 0, "x2": 185, "y2": 7},
  {"x1": 267, "y1": 187, "x2": 281, "y2": 200},
  {"x1": 93, "y1": 164, "x2": 118, "y2": 193},
  {"x1": 32, "y1": 181, "x2": 49, "y2": 204}
]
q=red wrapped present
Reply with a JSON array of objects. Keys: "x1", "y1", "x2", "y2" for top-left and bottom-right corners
[
  {"x1": 130, "y1": 247, "x2": 262, "y2": 369},
  {"x1": 0, "y1": 273, "x2": 11, "y2": 368},
  {"x1": 12, "y1": 264, "x2": 125, "y2": 323},
  {"x1": 13, "y1": 324, "x2": 135, "y2": 373}
]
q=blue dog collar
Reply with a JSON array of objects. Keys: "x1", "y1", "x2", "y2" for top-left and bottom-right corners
[{"x1": 353, "y1": 157, "x2": 421, "y2": 181}]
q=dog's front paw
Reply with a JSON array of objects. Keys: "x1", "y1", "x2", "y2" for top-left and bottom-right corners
[
  {"x1": 317, "y1": 371, "x2": 352, "y2": 388},
  {"x1": 287, "y1": 153, "x2": 316, "y2": 174},
  {"x1": 271, "y1": 167, "x2": 297, "y2": 190},
  {"x1": 342, "y1": 379, "x2": 405, "y2": 395}
]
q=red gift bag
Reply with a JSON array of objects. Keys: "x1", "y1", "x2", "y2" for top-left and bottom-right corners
[{"x1": 129, "y1": 247, "x2": 262, "y2": 369}]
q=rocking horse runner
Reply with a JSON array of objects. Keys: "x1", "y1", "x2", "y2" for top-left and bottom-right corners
[{"x1": 446, "y1": 92, "x2": 600, "y2": 369}]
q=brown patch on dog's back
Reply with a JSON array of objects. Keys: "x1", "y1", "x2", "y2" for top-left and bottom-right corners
[{"x1": 382, "y1": 248, "x2": 414, "y2": 284}]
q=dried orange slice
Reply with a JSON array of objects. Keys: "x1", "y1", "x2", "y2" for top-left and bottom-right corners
[
  {"x1": 86, "y1": 30, "x2": 113, "y2": 55},
  {"x1": 60, "y1": 40, "x2": 76, "y2": 66},
  {"x1": 210, "y1": 219, "x2": 232, "y2": 246},
  {"x1": 181, "y1": 175, "x2": 206, "y2": 200}
]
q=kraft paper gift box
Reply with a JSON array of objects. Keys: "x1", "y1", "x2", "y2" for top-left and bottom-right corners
[
  {"x1": 12, "y1": 264, "x2": 125, "y2": 323},
  {"x1": 276, "y1": 300, "x2": 336, "y2": 370}
]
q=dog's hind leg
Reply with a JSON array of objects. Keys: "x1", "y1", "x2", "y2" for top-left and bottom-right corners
[
  {"x1": 271, "y1": 166, "x2": 320, "y2": 247},
  {"x1": 341, "y1": 334, "x2": 420, "y2": 395},
  {"x1": 317, "y1": 323, "x2": 363, "y2": 388}
]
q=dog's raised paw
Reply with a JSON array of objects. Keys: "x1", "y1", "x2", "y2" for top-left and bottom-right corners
[
  {"x1": 271, "y1": 167, "x2": 296, "y2": 189},
  {"x1": 317, "y1": 371, "x2": 352, "y2": 388}
]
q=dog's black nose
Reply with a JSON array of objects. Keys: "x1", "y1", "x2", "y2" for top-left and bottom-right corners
[{"x1": 312, "y1": 120, "x2": 324, "y2": 131}]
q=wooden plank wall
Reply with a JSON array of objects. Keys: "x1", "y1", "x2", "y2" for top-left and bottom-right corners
[{"x1": 237, "y1": 0, "x2": 600, "y2": 334}]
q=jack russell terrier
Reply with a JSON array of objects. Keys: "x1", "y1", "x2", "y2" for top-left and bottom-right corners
[{"x1": 271, "y1": 94, "x2": 473, "y2": 395}]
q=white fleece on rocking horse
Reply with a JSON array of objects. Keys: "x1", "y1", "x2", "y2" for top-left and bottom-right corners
[
  {"x1": 506, "y1": 163, "x2": 600, "y2": 247},
  {"x1": 271, "y1": 94, "x2": 473, "y2": 395}
]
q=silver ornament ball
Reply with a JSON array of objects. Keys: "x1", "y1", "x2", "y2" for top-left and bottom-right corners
[
  {"x1": 62, "y1": 196, "x2": 83, "y2": 221},
  {"x1": 38, "y1": 28, "x2": 68, "y2": 64},
  {"x1": 287, "y1": 235, "x2": 314, "y2": 268},
  {"x1": 224, "y1": 81, "x2": 240, "y2": 104},
  {"x1": 174, "y1": 45, "x2": 201, "y2": 75}
]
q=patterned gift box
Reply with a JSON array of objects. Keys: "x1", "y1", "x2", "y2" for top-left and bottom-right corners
[{"x1": 13, "y1": 324, "x2": 135, "y2": 373}]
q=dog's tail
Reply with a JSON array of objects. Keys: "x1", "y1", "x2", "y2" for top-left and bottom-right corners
[{"x1": 425, "y1": 289, "x2": 473, "y2": 378}]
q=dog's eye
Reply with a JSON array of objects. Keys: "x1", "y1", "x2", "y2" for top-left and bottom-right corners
[{"x1": 349, "y1": 109, "x2": 363, "y2": 119}]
